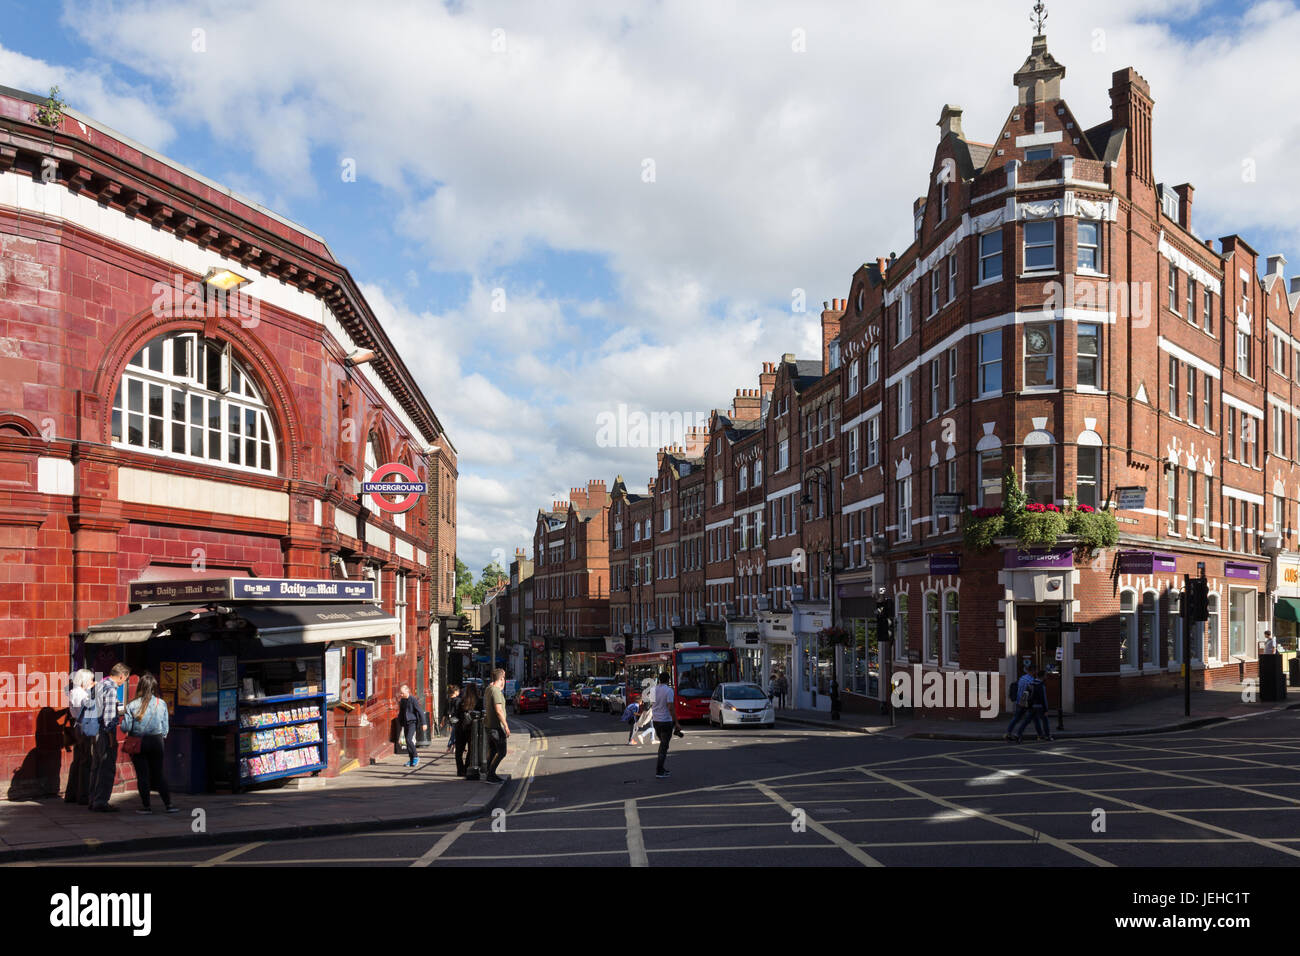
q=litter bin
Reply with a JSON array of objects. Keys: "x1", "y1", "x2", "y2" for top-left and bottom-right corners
[{"x1": 1290, "y1": 656, "x2": 1300, "y2": 688}]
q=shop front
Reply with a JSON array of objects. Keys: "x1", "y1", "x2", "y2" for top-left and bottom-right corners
[
  {"x1": 792, "y1": 602, "x2": 832, "y2": 711},
  {"x1": 84, "y1": 577, "x2": 397, "y2": 793},
  {"x1": 752, "y1": 610, "x2": 794, "y2": 697},
  {"x1": 836, "y1": 577, "x2": 879, "y2": 707},
  {"x1": 1272, "y1": 554, "x2": 1300, "y2": 653},
  {"x1": 1002, "y1": 548, "x2": 1076, "y2": 714}
]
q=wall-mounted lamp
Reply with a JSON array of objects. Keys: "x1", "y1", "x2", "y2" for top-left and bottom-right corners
[
  {"x1": 203, "y1": 266, "x2": 253, "y2": 293},
  {"x1": 345, "y1": 348, "x2": 377, "y2": 367}
]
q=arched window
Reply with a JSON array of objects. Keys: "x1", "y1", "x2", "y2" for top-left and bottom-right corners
[
  {"x1": 110, "y1": 332, "x2": 276, "y2": 475},
  {"x1": 1120, "y1": 590, "x2": 1137, "y2": 667},
  {"x1": 944, "y1": 590, "x2": 960, "y2": 666},
  {"x1": 924, "y1": 591, "x2": 940, "y2": 663}
]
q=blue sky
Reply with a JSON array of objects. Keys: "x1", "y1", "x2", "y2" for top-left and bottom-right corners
[{"x1": 2, "y1": 0, "x2": 1298, "y2": 575}]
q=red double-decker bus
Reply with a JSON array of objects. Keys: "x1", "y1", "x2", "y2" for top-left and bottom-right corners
[{"x1": 623, "y1": 644, "x2": 740, "y2": 722}]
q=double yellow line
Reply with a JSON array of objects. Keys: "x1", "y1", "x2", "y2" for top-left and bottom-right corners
[{"x1": 504, "y1": 723, "x2": 546, "y2": 815}]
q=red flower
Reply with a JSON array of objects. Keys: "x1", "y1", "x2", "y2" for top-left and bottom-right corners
[
  {"x1": 973, "y1": 507, "x2": 1001, "y2": 518},
  {"x1": 1077, "y1": 504, "x2": 1095, "y2": 513}
]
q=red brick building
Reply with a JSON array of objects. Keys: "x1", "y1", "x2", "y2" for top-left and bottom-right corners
[{"x1": 0, "y1": 87, "x2": 452, "y2": 796}]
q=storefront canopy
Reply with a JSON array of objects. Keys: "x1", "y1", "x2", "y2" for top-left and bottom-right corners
[
  {"x1": 1274, "y1": 598, "x2": 1300, "y2": 623},
  {"x1": 86, "y1": 605, "x2": 217, "y2": 643},
  {"x1": 235, "y1": 603, "x2": 399, "y2": 647}
]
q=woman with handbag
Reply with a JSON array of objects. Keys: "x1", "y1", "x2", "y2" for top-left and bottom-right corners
[
  {"x1": 64, "y1": 669, "x2": 96, "y2": 805},
  {"x1": 121, "y1": 673, "x2": 178, "y2": 814}
]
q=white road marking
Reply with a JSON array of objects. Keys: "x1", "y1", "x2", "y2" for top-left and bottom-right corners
[
  {"x1": 752, "y1": 782, "x2": 882, "y2": 867},
  {"x1": 625, "y1": 799, "x2": 648, "y2": 867},
  {"x1": 858, "y1": 767, "x2": 1113, "y2": 867},
  {"x1": 410, "y1": 819, "x2": 474, "y2": 867}
]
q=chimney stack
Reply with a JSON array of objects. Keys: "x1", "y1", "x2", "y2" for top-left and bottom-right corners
[
  {"x1": 759, "y1": 361, "x2": 777, "y2": 397},
  {"x1": 1267, "y1": 254, "x2": 1287, "y2": 278},
  {"x1": 732, "y1": 388, "x2": 761, "y2": 420},
  {"x1": 937, "y1": 104, "x2": 963, "y2": 139},
  {"x1": 1110, "y1": 67, "x2": 1154, "y2": 186},
  {"x1": 1174, "y1": 183, "x2": 1194, "y2": 231},
  {"x1": 821, "y1": 299, "x2": 844, "y2": 375}
]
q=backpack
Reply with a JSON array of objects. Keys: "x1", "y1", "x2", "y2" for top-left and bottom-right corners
[
  {"x1": 1016, "y1": 680, "x2": 1034, "y2": 709},
  {"x1": 1008, "y1": 676, "x2": 1021, "y2": 704}
]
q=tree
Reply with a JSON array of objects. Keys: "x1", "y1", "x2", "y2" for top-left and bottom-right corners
[
  {"x1": 469, "y1": 561, "x2": 507, "y2": 605},
  {"x1": 454, "y1": 556, "x2": 473, "y2": 613}
]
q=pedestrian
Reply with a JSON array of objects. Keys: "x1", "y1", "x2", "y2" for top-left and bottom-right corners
[
  {"x1": 120, "y1": 673, "x2": 178, "y2": 814},
  {"x1": 484, "y1": 668, "x2": 510, "y2": 784},
  {"x1": 775, "y1": 671, "x2": 789, "y2": 709},
  {"x1": 1264, "y1": 630, "x2": 1278, "y2": 654},
  {"x1": 397, "y1": 684, "x2": 427, "y2": 767},
  {"x1": 830, "y1": 678, "x2": 841, "y2": 721},
  {"x1": 622, "y1": 698, "x2": 641, "y2": 744},
  {"x1": 87, "y1": 662, "x2": 130, "y2": 812},
  {"x1": 442, "y1": 683, "x2": 461, "y2": 752},
  {"x1": 454, "y1": 683, "x2": 478, "y2": 777},
  {"x1": 1010, "y1": 668, "x2": 1054, "y2": 743},
  {"x1": 1004, "y1": 664, "x2": 1035, "y2": 742},
  {"x1": 64, "y1": 669, "x2": 95, "y2": 805},
  {"x1": 649, "y1": 670, "x2": 682, "y2": 779}
]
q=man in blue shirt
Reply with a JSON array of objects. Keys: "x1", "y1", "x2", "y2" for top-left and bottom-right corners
[
  {"x1": 1004, "y1": 664, "x2": 1035, "y2": 742},
  {"x1": 87, "y1": 662, "x2": 131, "y2": 811}
]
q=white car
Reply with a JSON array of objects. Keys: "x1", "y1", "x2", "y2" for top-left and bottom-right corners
[{"x1": 708, "y1": 682, "x2": 775, "y2": 729}]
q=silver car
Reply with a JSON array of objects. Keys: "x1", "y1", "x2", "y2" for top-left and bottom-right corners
[{"x1": 708, "y1": 682, "x2": 775, "y2": 729}]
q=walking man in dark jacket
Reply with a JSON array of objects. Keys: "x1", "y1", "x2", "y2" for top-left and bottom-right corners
[
  {"x1": 397, "y1": 684, "x2": 427, "y2": 767},
  {"x1": 1009, "y1": 669, "x2": 1054, "y2": 743},
  {"x1": 87, "y1": 662, "x2": 130, "y2": 811}
]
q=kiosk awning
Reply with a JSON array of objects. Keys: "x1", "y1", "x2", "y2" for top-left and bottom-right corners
[
  {"x1": 1275, "y1": 598, "x2": 1300, "y2": 623},
  {"x1": 86, "y1": 605, "x2": 210, "y2": 643},
  {"x1": 236, "y1": 603, "x2": 399, "y2": 646}
]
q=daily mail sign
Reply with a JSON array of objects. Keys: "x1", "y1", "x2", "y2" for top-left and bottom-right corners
[{"x1": 130, "y1": 577, "x2": 376, "y2": 604}]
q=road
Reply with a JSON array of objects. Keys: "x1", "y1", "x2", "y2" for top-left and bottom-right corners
[{"x1": 29, "y1": 706, "x2": 1300, "y2": 867}]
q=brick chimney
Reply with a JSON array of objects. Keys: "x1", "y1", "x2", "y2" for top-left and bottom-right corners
[
  {"x1": 937, "y1": 104, "x2": 963, "y2": 139},
  {"x1": 821, "y1": 299, "x2": 844, "y2": 375},
  {"x1": 1110, "y1": 67, "x2": 1154, "y2": 186},
  {"x1": 586, "y1": 478, "x2": 609, "y2": 509},
  {"x1": 759, "y1": 361, "x2": 777, "y2": 397},
  {"x1": 684, "y1": 426, "x2": 709, "y2": 458},
  {"x1": 570, "y1": 485, "x2": 589, "y2": 510},
  {"x1": 732, "y1": 388, "x2": 761, "y2": 420},
  {"x1": 1174, "y1": 183, "x2": 1194, "y2": 231}
]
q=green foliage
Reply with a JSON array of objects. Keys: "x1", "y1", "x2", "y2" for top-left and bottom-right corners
[
  {"x1": 1068, "y1": 508, "x2": 1119, "y2": 554},
  {"x1": 962, "y1": 511, "x2": 1005, "y2": 552},
  {"x1": 1002, "y1": 467, "x2": 1026, "y2": 515},
  {"x1": 33, "y1": 86, "x2": 66, "y2": 130},
  {"x1": 1008, "y1": 508, "x2": 1068, "y2": 548}
]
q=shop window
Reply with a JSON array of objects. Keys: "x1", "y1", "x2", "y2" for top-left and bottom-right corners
[
  {"x1": 943, "y1": 591, "x2": 960, "y2": 666},
  {"x1": 1120, "y1": 590, "x2": 1137, "y2": 667},
  {"x1": 924, "y1": 592, "x2": 940, "y2": 663}
]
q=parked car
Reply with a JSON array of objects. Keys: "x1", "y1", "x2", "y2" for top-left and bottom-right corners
[
  {"x1": 504, "y1": 679, "x2": 518, "y2": 702},
  {"x1": 708, "y1": 682, "x2": 775, "y2": 729},
  {"x1": 513, "y1": 687, "x2": 548, "y2": 714},
  {"x1": 607, "y1": 683, "x2": 628, "y2": 714},
  {"x1": 594, "y1": 684, "x2": 621, "y2": 712},
  {"x1": 572, "y1": 685, "x2": 595, "y2": 708},
  {"x1": 546, "y1": 680, "x2": 572, "y2": 706}
]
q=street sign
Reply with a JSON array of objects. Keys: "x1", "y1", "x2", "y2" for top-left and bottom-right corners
[
  {"x1": 934, "y1": 493, "x2": 963, "y2": 517},
  {"x1": 1115, "y1": 486, "x2": 1147, "y2": 510},
  {"x1": 1035, "y1": 614, "x2": 1061, "y2": 628}
]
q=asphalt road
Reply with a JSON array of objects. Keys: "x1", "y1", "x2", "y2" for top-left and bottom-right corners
[{"x1": 28, "y1": 706, "x2": 1300, "y2": 867}]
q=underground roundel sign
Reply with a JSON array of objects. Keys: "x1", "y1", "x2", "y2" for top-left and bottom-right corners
[{"x1": 361, "y1": 463, "x2": 427, "y2": 514}]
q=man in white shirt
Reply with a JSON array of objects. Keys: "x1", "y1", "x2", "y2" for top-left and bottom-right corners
[
  {"x1": 1263, "y1": 630, "x2": 1278, "y2": 654},
  {"x1": 650, "y1": 670, "x2": 682, "y2": 779}
]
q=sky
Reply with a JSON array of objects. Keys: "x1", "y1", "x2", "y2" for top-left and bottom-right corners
[{"x1": 2, "y1": 0, "x2": 1298, "y2": 575}]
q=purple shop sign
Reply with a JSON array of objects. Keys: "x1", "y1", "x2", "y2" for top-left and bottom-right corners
[
  {"x1": 1117, "y1": 551, "x2": 1178, "y2": 574},
  {"x1": 929, "y1": 554, "x2": 961, "y2": 574},
  {"x1": 1224, "y1": 562, "x2": 1261, "y2": 581},
  {"x1": 1003, "y1": 548, "x2": 1074, "y2": 570}
]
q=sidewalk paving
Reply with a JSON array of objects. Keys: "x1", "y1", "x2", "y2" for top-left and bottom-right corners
[
  {"x1": 0, "y1": 733, "x2": 529, "y2": 864},
  {"x1": 777, "y1": 682, "x2": 1299, "y2": 740}
]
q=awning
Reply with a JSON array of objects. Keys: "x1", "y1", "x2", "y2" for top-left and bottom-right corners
[
  {"x1": 86, "y1": 605, "x2": 212, "y2": 644},
  {"x1": 234, "y1": 603, "x2": 399, "y2": 647},
  {"x1": 1275, "y1": 598, "x2": 1300, "y2": 623}
]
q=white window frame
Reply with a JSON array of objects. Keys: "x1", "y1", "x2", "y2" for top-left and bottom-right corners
[
  {"x1": 1023, "y1": 220, "x2": 1056, "y2": 272},
  {"x1": 979, "y1": 230, "x2": 1003, "y2": 283},
  {"x1": 979, "y1": 330, "x2": 1002, "y2": 397}
]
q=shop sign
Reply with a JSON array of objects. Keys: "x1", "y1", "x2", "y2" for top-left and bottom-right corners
[
  {"x1": 1225, "y1": 562, "x2": 1261, "y2": 581},
  {"x1": 929, "y1": 554, "x2": 961, "y2": 574},
  {"x1": 1117, "y1": 551, "x2": 1177, "y2": 574},
  {"x1": 934, "y1": 493, "x2": 964, "y2": 517},
  {"x1": 1280, "y1": 561, "x2": 1300, "y2": 589},
  {"x1": 129, "y1": 577, "x2": 376, "y2": 604},
  {"x1": 1003, "y1": 548, "x2": 1073, "y2": 570}
]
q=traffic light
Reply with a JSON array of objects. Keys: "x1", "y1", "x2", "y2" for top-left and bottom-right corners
[
  {"x1": 1185, "y1": 576, "x2": 1209, "y2": 623},
  {"x1": 875, "y1": 597, "x2": 895, "y2": 643}
]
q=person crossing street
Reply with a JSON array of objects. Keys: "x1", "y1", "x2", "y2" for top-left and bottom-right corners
[{"x1": 648, "y1": 670, "x2": 682, "y2": 779}]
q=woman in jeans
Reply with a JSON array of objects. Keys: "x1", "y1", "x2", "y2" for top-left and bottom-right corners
[
  {"x1": 454, "y1": 684, "x2": 478, "y2": 776},
  {"x1": 121, "y1": 673, "x2": 179, "y2": 814}
]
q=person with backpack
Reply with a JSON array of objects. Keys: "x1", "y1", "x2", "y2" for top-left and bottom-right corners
[
  {"x1": 86, "y1": 662, "x2": 131, "y2": 812},
  {"x1": 64, "y1": 669, "x2": 96, "y2": 805},
  {"x1": 1004, "y1": 664, "x2": 1035, "y2": 742},
  {"x1": 1009, "y1": 668, "x2": 1054, "y2": 743},
  {"x1": 121, "y1": 672, "x2": 178, "y2": 813}
]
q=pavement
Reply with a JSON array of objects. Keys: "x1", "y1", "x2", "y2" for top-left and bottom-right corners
[
  {"x1": 0, "y1": 728, "x2": 532, "y2": 863},
  {"x1": 776, "y1": 681, "x2": 1300, "y2": 739}
]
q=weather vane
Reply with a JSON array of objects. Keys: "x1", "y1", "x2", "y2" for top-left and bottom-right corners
[{"x1": 1031, "y1": 1, "x2": 1048, "y2": 34}]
